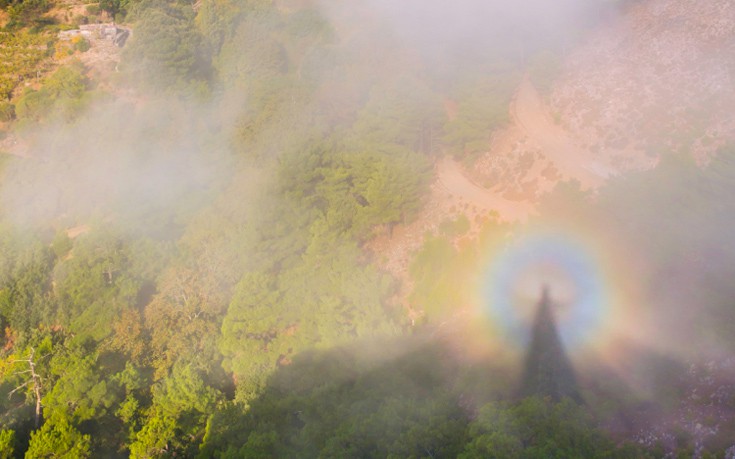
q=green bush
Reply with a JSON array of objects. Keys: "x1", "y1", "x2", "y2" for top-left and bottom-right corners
[
  {"x1": 74, "y1": 37, "x2": 91, "y2": 52},
  {"x1": 7, "y1": 0, "x2": 50, "y2": 26},
  {"x1": 15, "y1": 62, "x2": 89, "y2": 122},
  {"x1": 0, "y1": 102, "x2": 15, "y2": 122},
  {"x1": 15, "y1": 89, "x2": 51, "y2": 121},
  {"x1": 439, "y1": 215, "x2": 470, "y2": 237},
  {"x1": 73, "y1": 14, "x2": 89, "y2": 26},
  {"x1": 51, "y1": 232, "x2": 73, "y2": 259},
  {"x1": 0, "y1": 429, "x2": 15, "y2": 459},
  {"x1": 0, "y1": 32, "x2": 49, "y2": 99}
]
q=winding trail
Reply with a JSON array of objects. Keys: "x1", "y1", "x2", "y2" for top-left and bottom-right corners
[
  {"x1": 512, "y1": 76, "x2": 612, "y2": 187},
  {"x1": 436, "y1": 157, "x2": 533, "y2": 222},
  {"x1": 371, "y1": 76, "x2": 628, "y2": 288},
  {"x1": 434, "y1": 76, "x2": 613, "y2": 223}
]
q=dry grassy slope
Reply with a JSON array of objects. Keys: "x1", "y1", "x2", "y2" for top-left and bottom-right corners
[
  {"x1": 47, "y1": 0, "x2": 106, "y2": 25},
  {"x1": 48, "y1": 1, "x2": 121, "y2": 80},
  {"x1": 550, "y1": 0, "x2": 735, "y2": 164},
  {"x1": 0, "y1": 0, "x2": 118, "y2": 101},
  {"x1": 0, "y1": 2, "x2": 124, "y2": 156}
]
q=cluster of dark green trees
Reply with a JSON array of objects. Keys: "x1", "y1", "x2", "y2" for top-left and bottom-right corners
[
  {"x1": 0, "y1": 0, "x2": 491, "y2": 455},
  {"x1": 198, "y1": 338, "x2": 645, "y2": 458},
  {"x1": 0, "y1": 0, "x2": 733, "y2": 456}
]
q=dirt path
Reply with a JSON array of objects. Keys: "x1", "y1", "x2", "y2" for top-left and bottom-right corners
[
  {"x1": 367, "y1": 77, "x2": 613, "y2": 311},
  {"x1": 512, "y1": 76, "x2": 613, "y2": 187},
  {"x1": 435, "y1": 75, "x2": 613, "y2": 222},
  {"x1": 436, "y1": 157, "x2": 533, "y2": 222},
  {"x1": 369, "y1": 77, "x2": 605, "y2": 284}
]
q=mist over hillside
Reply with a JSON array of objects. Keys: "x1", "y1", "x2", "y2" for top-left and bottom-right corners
[{"x1": 0, "y1": 0, "x2": 734, "y2": 456}]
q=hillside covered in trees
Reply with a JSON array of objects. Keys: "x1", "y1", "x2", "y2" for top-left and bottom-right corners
[{"x1": 1, "y1": 0, "x2": 735, "y2": 457}]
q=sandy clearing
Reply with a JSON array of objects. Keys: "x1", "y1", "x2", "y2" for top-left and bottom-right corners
[
  {"x1": 436, "y1": 157, "x2": 533, "y2": 222},
  {"x1": 512, "y1": 76, "x2": 611, "y2": 187}
]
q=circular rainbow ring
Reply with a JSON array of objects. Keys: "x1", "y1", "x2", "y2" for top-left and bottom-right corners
[{"x1": 480, "y1": 230, "x2": 624, "y2": 353}]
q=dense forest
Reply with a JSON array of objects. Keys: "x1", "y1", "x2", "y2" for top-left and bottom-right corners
[{"x1": 1, "y1": 0, "x2": 735, "y2": 457}]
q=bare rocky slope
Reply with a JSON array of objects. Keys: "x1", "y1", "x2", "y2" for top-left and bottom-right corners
[{"x1": 469, "y1": 0, "x2": 735, "y2": 200}]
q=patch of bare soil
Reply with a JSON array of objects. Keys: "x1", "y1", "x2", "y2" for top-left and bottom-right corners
[
  {"x1": 65, "y1": 224, "x2": 90, "y2": 239},
  {"x1": 513, "y1": 77, "x2": 614, "y2": 186},
  {"x1": 367, "y1": 73, "x2": 612, "y2": 307},
  {"x1": 0, "y1": 133, "x2": 30, "y2": 158},
  {"x1": 470, "y1": 74, "x2": 639, "y2": 196},
  {"x1": 55, "y1": 24, "x2": 127, "y2": 91},
  {"x1": 77, "y1": 36, "x2": 123, "y2": 89},
  {"x1": 436, "y1": 157, "x2": 534, "y2": 222},
  {"x1": 365, "y1": 156, "x2": 535, "y2": 318},
  {"x1": 366, "y1": 76, "x2": 602, "y2": 313}
]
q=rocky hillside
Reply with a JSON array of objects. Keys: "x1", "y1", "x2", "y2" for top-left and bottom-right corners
[
  {"x1": 469, "y1": 0, "x2": 735, "y2": 200},
  {"x1": 551, "y1": 0, "x2": 735, "y2": 164}
]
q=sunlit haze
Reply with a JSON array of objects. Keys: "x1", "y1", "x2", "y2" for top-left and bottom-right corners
[{"x1": 0, "y1": 0, "x2": 734, "y2": 456}]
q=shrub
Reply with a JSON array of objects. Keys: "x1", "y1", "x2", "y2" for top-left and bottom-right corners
[
  {"x1": 73, "y1": 37, "x2": 91, "y2": 52},
  {"x1": 15, "y1": 88, "x2": 51, "y2": 121},
  {"x1": 0, "y1": 102, "x2": 15, "y2": 122}
]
